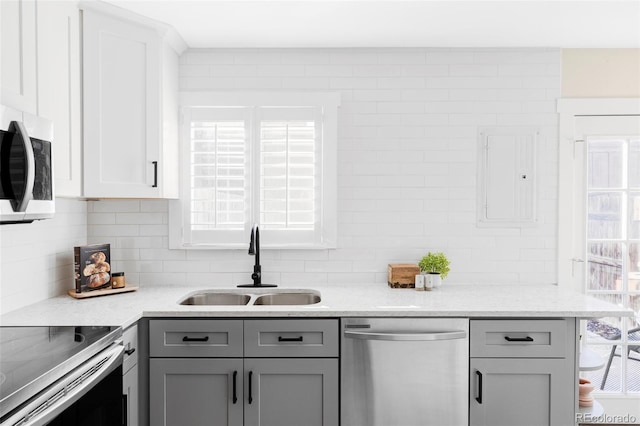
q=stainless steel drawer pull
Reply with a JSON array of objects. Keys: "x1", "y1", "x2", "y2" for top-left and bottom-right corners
[
  {"x1": 504, "y1": 336, "x2": 534, "y2": 342},
  {"x1": 278, "y1": 336, "x2": 303, "y2": 342},
  {"x1": 182, "y1": 336, "x2": 209, "y2": 342},
  {"x1": 344, "y1": 330, "x2": 466, "y2": 341}
]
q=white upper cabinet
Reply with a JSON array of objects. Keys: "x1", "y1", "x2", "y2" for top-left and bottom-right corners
[
  {"x1": 37, "y1": 1, "x2": 83, "y2": 197},
  {"x1": 2, "y1": 0, "x2": 82, "y2": 197},
  {"x1": 81, "y1": 2, "x2": 185, "y2": 198},
  {"x1": 1, "y1": 0, "x2": 38, "y2": 114}
]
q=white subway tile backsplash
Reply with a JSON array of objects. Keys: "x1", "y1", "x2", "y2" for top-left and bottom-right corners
[
  {"x1": 282, "y1": 77, "x2": 330, "y2": 89},
  {"x1": 377, "y1": 77, "x2": 425, "y2": 89},
  {"x1": 1, "y1": 199, "x2": 88, "y2": 314},
  {"x1": 11, "y1": 46, "x2": 560, "y2": 295},
  {"x1": 116, "y1": 212, "x2": 165, "y2": 225}
]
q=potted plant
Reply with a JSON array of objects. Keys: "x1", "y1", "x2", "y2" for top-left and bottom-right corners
[{"x1": 418, "y1": 252, "x2": 450, "y2": 288}]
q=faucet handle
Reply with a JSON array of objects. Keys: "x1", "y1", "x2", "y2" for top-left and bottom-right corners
[{"x1": 248, "y1": 228, "x2": 255, "y2": 255}]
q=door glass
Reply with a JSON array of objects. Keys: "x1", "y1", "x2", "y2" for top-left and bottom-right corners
[{"x1": 585, "y1": 135, "x2": 640, "y2": 393}]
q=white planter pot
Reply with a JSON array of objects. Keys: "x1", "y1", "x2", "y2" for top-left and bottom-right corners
[{"x1": 425, "y1": 273, "x2": 442, "y2": 289}]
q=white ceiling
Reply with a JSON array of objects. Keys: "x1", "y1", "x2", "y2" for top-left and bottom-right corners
[{"x1": 102, "y1": 0, "x2": 640, "y2": 48}]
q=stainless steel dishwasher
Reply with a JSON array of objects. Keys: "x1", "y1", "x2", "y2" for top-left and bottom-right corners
[{"x1": 341, "y1": 318, "x2": 469, "y2": 426}]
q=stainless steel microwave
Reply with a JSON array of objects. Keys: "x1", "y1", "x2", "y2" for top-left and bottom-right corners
[{"x1": 0, "y1": 105, "x2": 54, "y2": 224}]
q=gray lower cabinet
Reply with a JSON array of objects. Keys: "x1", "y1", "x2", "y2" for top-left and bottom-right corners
[
  {"x1": 149, "y1": 319, "x2": 339, "y2": 426},
  {"x1": 122, "y1": 324, "x2": 139, "y2": 426},
  {"x1": 123, "y1": 364, "x2": 139, "y2": 426},
  {"x1": 150, "y1": 358, "x2": 243, "y2": 426},
  {"x1": 469, "y1": 319, "x2": 576, "y2": 426},
  {"x1": 244, "y1": 358, "x2": 339, "y2": 426}
]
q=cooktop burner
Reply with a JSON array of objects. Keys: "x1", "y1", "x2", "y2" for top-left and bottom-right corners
[{"x1": 0, "y1": 326, "x2": 118, "y2": 402}]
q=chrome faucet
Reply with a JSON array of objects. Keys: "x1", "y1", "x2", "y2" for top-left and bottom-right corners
[{"x1": 237, "y1": 224, "x2": 277, "y2": 288}]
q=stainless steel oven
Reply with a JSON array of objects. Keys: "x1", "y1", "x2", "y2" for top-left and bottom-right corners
[{"x1": 0, "y1": 326, "x2": 124, "y2": 426}]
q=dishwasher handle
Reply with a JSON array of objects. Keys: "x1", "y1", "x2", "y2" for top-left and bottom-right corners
[{"x1": 344, "y1": 330, "x2": 467, "y2": 341}]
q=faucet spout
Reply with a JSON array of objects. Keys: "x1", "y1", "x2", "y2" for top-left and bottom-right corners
[{"x1": 238, "y1": 224, "x2": 276, "y2": 288}]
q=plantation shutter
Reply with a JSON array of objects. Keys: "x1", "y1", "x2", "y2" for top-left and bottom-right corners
[
  {"x1": 257, "y1": 108, "x2": 320, "y2": 243},
  {"x1": 186, "y1": 107, "x2": 250, "y2": 245}
]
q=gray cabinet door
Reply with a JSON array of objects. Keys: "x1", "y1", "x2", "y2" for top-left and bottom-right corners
[
  {"x1": 123, "y1": 364, "x2": 139, "y2": 426},
  {"x1": 244, "y1": 358, "x2": 339, "y2": 426},
  {"x1": 150, "y1": 358, "x2": 243, "y2": 426},
  {"x1": 470, "y1": 358, "x2": 574, "y2": 426}
]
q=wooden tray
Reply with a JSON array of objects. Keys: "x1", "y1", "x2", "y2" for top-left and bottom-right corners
[{"x1": 68, "y1": 286, "x2": 138, "y2": 299}]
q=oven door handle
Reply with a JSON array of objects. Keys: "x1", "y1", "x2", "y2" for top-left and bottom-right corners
[{"x1": 2, "y1": 343, "x2": 124, "y2": 426}]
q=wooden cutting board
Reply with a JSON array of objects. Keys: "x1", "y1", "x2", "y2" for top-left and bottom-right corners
[{"x1": 68, "y1": 286, "x2": 138, "y2": 299}]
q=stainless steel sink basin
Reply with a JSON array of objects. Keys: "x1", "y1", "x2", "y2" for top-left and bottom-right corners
[
  {"x1": 179, "y1": 292, "x2": 251, "y2": 306},
  {"x1": 253, "y1": 292, "x2": 321, "y2": 306}
]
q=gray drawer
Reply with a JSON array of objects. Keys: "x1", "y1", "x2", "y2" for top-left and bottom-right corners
[
  {"x1": 149, "y1": 319, "x2": 243, "y2": 357},
  {"x1": 244, "y1": 319, "x2": 339, "y2": 358},
  {"x1": 470, "y1": 319, "x2": 571, "y2": 358},
  {"x1": 122, "y1": 324, "x2": 138, "y2": 373}
]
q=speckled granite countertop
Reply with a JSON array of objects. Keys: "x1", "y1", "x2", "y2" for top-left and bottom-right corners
[{"x1": 0, "y1": 283, "x2": 632, "y2": 328}]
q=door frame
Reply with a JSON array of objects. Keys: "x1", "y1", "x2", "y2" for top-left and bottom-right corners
[
  {"x1": 557, "y1": 98, "x2": 640, "y2": 292},
  {"x1": 557, "y1": 98, "x2": 640, "y2": 418}
]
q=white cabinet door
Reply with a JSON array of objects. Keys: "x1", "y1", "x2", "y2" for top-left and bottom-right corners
[
  {"x1": 37, "y1": 0, "x2": 82, "y2": 197},
  {"x1": 0, "y1": 0, "x2": 37, "y2": 114},
  {"x1": 83, "y1": 9, "x2": 165, "y2": 198}
]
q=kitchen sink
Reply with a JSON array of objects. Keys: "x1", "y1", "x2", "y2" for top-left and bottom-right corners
[
  {"x1": 178, "y1": 290, "x2": 321, "y2": 306},
  {"x1": 253, "y1": 291, "x2": 321, "y2": 306},
  {"x1": 179, "y1": 292, "x2": 251, "y2": 306}
]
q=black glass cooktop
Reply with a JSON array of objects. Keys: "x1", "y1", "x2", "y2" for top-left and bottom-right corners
[{"x1": 0, "y1": 326, "x2": 118, "y2": 402}]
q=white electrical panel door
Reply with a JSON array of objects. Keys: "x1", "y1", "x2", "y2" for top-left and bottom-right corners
[{"x1": 478, "y1": 128, "x2": 538, "y2": 227}]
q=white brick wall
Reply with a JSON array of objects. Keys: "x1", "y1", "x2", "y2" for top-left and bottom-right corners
[
  {"x1": 0, "y1": 199, "x2": 87, "y2": 313},
  {"x1": 86, "y1": 47, "x2": 561, "y2": 288}
]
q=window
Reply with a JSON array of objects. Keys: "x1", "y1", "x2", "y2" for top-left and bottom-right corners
[{"x1": 170, "y1": 92, "x2": 339, "y2": 249}]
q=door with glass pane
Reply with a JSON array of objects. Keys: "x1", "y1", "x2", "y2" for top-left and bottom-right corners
[{"x1": 575, "y1": 115, "x2": 640, "y2": 394}]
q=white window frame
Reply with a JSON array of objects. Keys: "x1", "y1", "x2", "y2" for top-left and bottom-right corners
[{"x1": 169, "y1": 91, "x2": 339, "y2": 250}]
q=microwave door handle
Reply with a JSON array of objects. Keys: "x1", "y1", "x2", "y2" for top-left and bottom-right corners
[{"x1": 12, "y1": 121, "x2": 35, "y2": 212}]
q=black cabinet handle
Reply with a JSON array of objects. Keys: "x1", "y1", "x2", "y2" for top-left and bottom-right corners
[
  {"x1": 124, "y1": 347, "x2": 136, "y2": 356},
  {"x1": 278, "y1": 336, "x2": 303, "y2": 342},
  {"x1": 182, "y1": 336, "x2": 209, "y2": 342},
  {"x1": 152, "y1": 161, "x2": 158, "y2": 188},
  {"x1": 475, "y1": 370, "x2": 483, "y2": 404},
  {"x1": 504, "y1": 336, "x2": 534, "y2": 342},
  {"x1": 232, "y1": 371, "x2": 238, "y2": 404},
  {"x1": 248, "y1": 371, "x2": 253, "y2": 404}
]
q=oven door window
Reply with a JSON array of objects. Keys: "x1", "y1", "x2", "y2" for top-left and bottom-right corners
[{"x1": 46, "y1": 365, "x2": 123, "y2": 426}]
